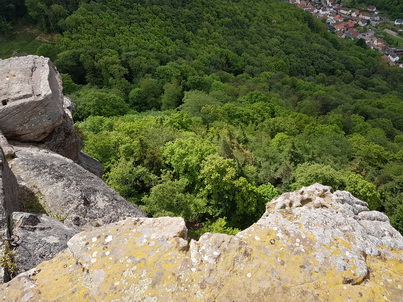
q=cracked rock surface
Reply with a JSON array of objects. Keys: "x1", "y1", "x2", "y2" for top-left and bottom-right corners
[
  {"x1": 0, "y1": 56, "x2": 64, "y2": 142},
  {"x1": 0, "y1": 148, "x2": 19, "y2": 283},
  {"x1": 10, "y1": 212, "x2": 77, "y2": 274},
  {"x1": 1, "y1": 184, "x2": 402, "y2": 301},
  {"x1": 9, "y1": 145, "x2": 146, "y2": 229}
]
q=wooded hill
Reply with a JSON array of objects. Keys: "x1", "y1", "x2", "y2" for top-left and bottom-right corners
[{"x1": 2, "y1": 0, "x2": 402, "y2": 235}]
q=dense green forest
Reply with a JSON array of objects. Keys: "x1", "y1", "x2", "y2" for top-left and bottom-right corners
[{"x1": 1, "y1": 0, "x2": 403, "y2": 235}]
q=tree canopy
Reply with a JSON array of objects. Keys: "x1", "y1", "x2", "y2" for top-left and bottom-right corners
[{"x1": 4, "y1": 0, "x2": 402, "y2": 235}]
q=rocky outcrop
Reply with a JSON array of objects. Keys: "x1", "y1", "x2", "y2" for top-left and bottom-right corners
[
  {"x1": 10, "y1": 212, "x2": 76, "y2": 274},
  {"x1": 77, "y1": 151, "x2": 104, "y2": 178},
  {"x1": 0, "y1": 56, "x2": 64, "y2": 142},
  {"x1": 1, "y1": 184, "x2": 402, "y2": 301},
  {"x1": 0, "y1": 55, "x2": 95, "y2": 166},
  {"x1": 0, "y1": 131, "x2": 14, "y2": 159},
  {"x1": 43, "y1": 97, "x2": 83, "y2": 161},
  {"x1": 0, "y1": 56, "x2": 147, "y2": 282},
  {"x1": 0, "y1": 147, "x2": 19, "y2": 282},
  {"x1": 10, "y1": 145, "x2": 146, "y2": 229}
]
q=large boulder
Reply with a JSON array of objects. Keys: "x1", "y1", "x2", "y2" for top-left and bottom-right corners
[
  {"x1": 0, "y1": 147, "x2": 19, "y2": 282},
  {"x1": 9, "y1": 145, "x2": 146, "y2": 229},
  {"x1": 0, "y1": 56, "x2": 88, "y2": 165},
  {"x1": 42, "y1": 96, "x2": 83, "y2": 162},
  {"x1": 1, "y1": 184, "x2": 402, "y2": 301},
  {"x1": 9, "y1": 212, "x2": 77, "y2": 274},
  {"x1": 0, "y1": 56, "x2": 64, "y2": 142}
]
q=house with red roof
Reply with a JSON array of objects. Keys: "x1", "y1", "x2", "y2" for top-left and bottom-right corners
[
  {"x1": 351, "y1": 10, "x2": 360, "y2": 17},
  {"x1": 333, "y1": 15, "x2": 344, "y2": 23},
  {"x1": 334, "y1": 23, "x2": 346, "y2": 31}
]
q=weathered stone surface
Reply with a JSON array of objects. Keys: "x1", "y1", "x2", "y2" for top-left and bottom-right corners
[
  {"x1": 77, "y1": 151, "x2": 104, "y2": 178},
  {"x1": 43, "y1": 113, "x2": 83, "y2": 161},
  {"x1": 0, "y1": 131, "x2": 14, "y2": 159},
  {"x1": 0, "y1": 147, "x2": 19, "y2": 282},
  {"x1": 42, "y1": 96, "x2": 83, "y2": 161},
  {"x1": 10, "y1": 212, "x2": 76, "y2": 274},
  {"x1": 9, "y1": 145, "x2": 146, "y2": 229},
  {"x1": 0, "y1": 56, "x2": 64, "y2": 142},
  {"x1": 1, "y1": 184, "x2": 402, "y2": 301}
]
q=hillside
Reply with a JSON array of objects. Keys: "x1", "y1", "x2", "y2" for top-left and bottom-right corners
[
  {"x1": 1, "y1": 0, "x2": 402, "y2": 234},
  {"x1": 0, "y1": 53, "x2": 402, "y2": 301}
]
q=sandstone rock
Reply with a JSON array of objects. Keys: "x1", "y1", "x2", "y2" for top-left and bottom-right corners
[
  {"x1": 10, "y1": 212, "x2": 76, "y2": 274},
  {"x1": 9, "y1": 145, "x2": 146, "y2": 229},
  {"x1": 42, "y1": 96, "x2": 82, "y2": 161},
  {"x1": 0, "y1": 131, "x2": 14, "y2": 159},
  {"x1": 77, "y1": 151, "x2": 104, "y2": 178},
  {"x1": 0, "y1": 147, "x2": 19, "y2": 282},
  {"x1": 0, "y1": 56, "x2": 84, "y2": 161},
  {"x1": 1, "y1": 184, "x2": 402, "y2": 301},
  {"x1": 0, "y1": 56, "x2": 64, "y2": 142},
  {"x1": 43, "y1": 112, "x2": 83, "y2": 161}
]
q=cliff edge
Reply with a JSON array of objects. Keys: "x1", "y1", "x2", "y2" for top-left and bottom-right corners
[
  {"x1": 0, "y1": 56, "x2": 146, "y2": 281},
  {"x1": 1, "y1": 184, "x2": 402, "y2": 301}
]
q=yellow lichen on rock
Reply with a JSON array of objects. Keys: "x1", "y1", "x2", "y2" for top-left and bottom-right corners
[{"x1": 1, "y1": 184, "x2": 402, "y2": 301}]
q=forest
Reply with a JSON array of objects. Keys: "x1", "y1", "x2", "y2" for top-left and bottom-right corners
[{"x1": 1, "y1": 0, "x2": 403, "y2": 235}]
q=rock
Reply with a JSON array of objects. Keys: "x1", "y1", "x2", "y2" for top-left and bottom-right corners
[
  {"x1": 1, "y1": 185, "x2": 402, "y2": 301},
  {"x1": 0, "y1": 147, "x2": 19, "y2": 282},
  {"x1": 0, "y1": 56, "x2": 64, "y2": 142},
  {"x1": 0, "y1": 131, "x2": 14, "y2": 159},
  {"x1": 77, "y1": 151, "x2": 104, "y2": 178},
  {"x1": 43, "y1": 112, "x2": 83, "y2": 161},
  {"x1": 10, "y1": 212, "x2": 76, "y2": 274},
  {"x1": 9, "y1": 145, "x2": 146, "y2": 229},
  {"x1": 0, "y1": 56, "x2": 83, "y2": 161},
  {"x1": 43, "y1": 96, "x2": 83, "y2": 161}
]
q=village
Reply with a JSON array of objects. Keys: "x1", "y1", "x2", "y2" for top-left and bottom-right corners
[{"x1": 286, "y1": 0, "x2": 403, "y2": 67}]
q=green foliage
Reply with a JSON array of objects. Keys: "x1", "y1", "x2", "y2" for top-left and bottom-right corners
[
  {"x1": 390, "y1": 205, "x2": 403, "y2": 235},
  {"x1": 62, "y1": 0, "x2": 403, "y2": 234},
  {"x1": 72, "y1": 88, "x2": 129, "y2": 121},
  {"x1": 142, "y1": 178, "x2": 208, "y2": 221},
  {"x1": 0, "y1": 31, "x2": 45, "y2": 59},
  {"x1": 194, "y1": 217, "x2": 240, "y2": 238},
  {"x1": 60, "y1": 73, "x2": 80, "y2": 95},
  {"x1": 344, "y1": 172, "x2": 381, "y2": 210},
  {"x1": 180, "y1": 91, "x2": 220, "y2": 122},
  {"x1": 291, "y1": 163, "x2": 381, "y2": 210},
  {"x1": 257, "y1": 183, "x2": 279, "y2": 203},
  {"x1": 128, "y1": 78, "x2": 163, "y2": 111},
  {"x1": 106, "y1": 159, "x2": 159, "y2": 203},
  {"x1": 25, "y1": 0, "x2": 78, "y2": 32},
  {"x1": 163, "y1": 137, "x2": 217, "y2": 185},
  {"x1": 292, "y1": 163, "x2": 345, "y2": 190}
]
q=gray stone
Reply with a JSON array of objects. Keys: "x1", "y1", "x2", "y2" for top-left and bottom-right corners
[
  {"x1": 1, "y1": 202, "x2": 403, "y2": 301},
  {"x1": 258, "y1": 184, "x2": 403, "y2": 284},
  {"x1": 42, "y1": 96, "x2": 82, "y2": 161},
  {"x1": 268, "y1": 183, "x2": 334, "y2": 211},
  {"x1": 0, "y1": 56, "x2": 65, "y2": 142},
  {"x1": 43, "y1": 112, "x2": 83, "y2": 161},
  {"x1": 77, "y1": 151, "x2": 104, "y2": 178},
  {"x1": 0, "y1": 131, "x2": 14, "y2": 159},
  {"x1": 0, "y1": 147, "x2": 19, "y2": 282},
  {"x1": 10, "y1": 212, "x2": 76, "y2": 274},
  {"x1": 9, "y1": 145, "x2": 146, "y2": 229}
]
